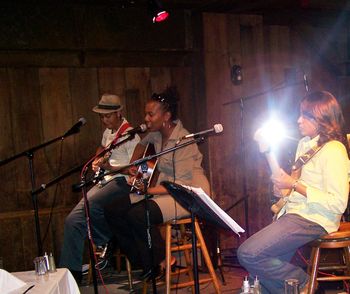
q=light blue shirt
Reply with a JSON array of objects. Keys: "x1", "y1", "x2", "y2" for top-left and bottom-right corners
[{"x1": 283, "y1": 136, "x2": 349, "y2": 233}]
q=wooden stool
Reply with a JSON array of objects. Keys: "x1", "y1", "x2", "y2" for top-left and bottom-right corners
[
  {"x1": 164, "y1": 217, "x2": 220, "y2": 294},
  {"x1": 307, "y1": 222, "x2": 350, "y2": 294}
]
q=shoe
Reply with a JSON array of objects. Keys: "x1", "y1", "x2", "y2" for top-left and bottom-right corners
[{"x1": 160, "y1": 256, "x2": 176, "y2": 272}]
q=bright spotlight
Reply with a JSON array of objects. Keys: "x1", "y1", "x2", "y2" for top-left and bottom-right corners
[{"x1": 254, "y1": 119, "x2": 286, "y2": 153}]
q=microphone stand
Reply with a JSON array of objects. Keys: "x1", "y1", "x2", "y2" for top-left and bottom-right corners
[
  {"x1": 139, "y1": 163, "x2": 158, "y2": 294},
  {"x1": 74, "y1": 133, "x2": 138, "y2": 294},
  {"x1": 0, "y1": 128, "x2": 83, "y2": 257}
]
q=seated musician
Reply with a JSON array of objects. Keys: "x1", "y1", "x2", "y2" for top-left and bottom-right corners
[
  {"x1": 104, "y1": 86, "x2": 210, "y2": 280},
  {"x1": 237, "y1": 91, "x2": 350, "y2": 293},
  {"x1": 60, "y1": 94, "x2": 140, "y2": 284}
]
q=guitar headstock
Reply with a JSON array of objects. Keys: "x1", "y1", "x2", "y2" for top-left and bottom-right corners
[{"x1": 253, "y1": 128, "x2": 271, "y2": 153}]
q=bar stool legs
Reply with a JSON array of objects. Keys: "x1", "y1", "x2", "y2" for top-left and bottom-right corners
[
  {"x1": 165, "y1": 218, "x2": 221, "y2": 294},
  {"x1": 306, "y1": 222, "x2": 350, "y2": 294}
]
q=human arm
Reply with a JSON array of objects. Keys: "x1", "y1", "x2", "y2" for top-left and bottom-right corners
[
  {"x1": 271, "y1": 169, "x2": 307, "y2": 197},
  {"x1": 272, "y1": 141, "x2": 349, "y2": 214}
]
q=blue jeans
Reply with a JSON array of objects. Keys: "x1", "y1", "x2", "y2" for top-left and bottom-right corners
[
  {"x1": 237, "y1": 213, "x2": 327, "y2": 293},
  {"x1": 59, "y1": 177, "x2": 131, "y2": 271}
]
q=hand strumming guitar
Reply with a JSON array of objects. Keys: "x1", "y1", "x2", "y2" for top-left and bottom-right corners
[
  {"x1": 271, "y1": 169, "x2": 294, "y2": 193},
  {"x1": 271, "y1": 168, "x2": 307, "y2": 197}
]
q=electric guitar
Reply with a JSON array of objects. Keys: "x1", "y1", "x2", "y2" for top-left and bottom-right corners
[
  {"x1": 130, "y1": 143, "x2": 159, "y2": 195},
  {"x1": 94, "y1": 152, "x2": 112, "y2": 188}
]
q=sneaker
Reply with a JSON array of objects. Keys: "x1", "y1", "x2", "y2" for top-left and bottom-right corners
[{"x1": 82, "y1": 264, "x2": 89, "y2": 275}]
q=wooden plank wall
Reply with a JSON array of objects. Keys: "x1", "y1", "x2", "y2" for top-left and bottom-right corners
[
  {"x1": 203, "y1": 13, "x2": 350, "y2": 250},
  {"x1": 0, "y1": 66, "x2": 194, "y2": 271}
]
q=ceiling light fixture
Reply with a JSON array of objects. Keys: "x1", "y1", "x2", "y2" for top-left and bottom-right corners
[{"x1": 148, "y1": 0, "x2": 169, "y2": 23}]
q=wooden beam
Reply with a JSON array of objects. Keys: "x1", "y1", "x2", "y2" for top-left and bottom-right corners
[{"x1": 0, "y1": 50, "x2": 194, "y2": 67}]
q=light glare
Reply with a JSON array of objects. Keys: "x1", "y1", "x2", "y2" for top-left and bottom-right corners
[{"x1": 254, "y1": 119, "x2": 286, "y2": 153}]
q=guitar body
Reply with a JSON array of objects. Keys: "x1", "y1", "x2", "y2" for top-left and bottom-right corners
[{"x1": 130, "y1": 143, "x2": 159, "y2": 194}]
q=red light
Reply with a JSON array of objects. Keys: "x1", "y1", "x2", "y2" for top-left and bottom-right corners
[{"x1": 153, "y1": 11, "x2": 169, "y2": 23}]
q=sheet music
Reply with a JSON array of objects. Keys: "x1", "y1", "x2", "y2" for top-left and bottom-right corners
[{"x1": 182, "y1": 185, "x2": 245, "y2": 236}]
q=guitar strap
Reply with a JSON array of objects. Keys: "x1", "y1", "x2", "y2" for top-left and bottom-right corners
[
  {"x1": 96, "y1": 121, "x2": 132, "y2": 187},
  {"x1": 109, "y1": 121, "x2": 132, "y2": 146},
  {"x1": 271, "y1": 143, "x2": 325, "y2": 218},
  {"x1": 291, "y1": 143, "x2": 324, "y2": 172}
]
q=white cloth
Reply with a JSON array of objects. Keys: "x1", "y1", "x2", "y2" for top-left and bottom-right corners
[
  {"x1": 0, "y1": 269, "x2": 26, "y2": 293},
  {"x1": 8, "y1": 268, "x2": 79, "y2": 294}
]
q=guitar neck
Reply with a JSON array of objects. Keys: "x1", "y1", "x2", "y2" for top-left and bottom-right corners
[{"x1": 264, "y1": 152, "x2": 280, "y2": 177}]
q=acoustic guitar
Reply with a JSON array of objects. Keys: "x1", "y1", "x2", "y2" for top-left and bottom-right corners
[{"x1": 130, "y1": 143, "x2": 159, "y2": 195}]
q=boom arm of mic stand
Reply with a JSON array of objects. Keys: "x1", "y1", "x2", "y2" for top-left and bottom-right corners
[
  {"x1": 32, "y1": 163, "x2": 85, "y2": 195},
  {"x1": 0, "y1": 124, "x2": 88, "y2": 167},
  {"x1": 132, "y1": 136, "x2": 205, "y2": 167},
  {"x1": 32, "y1": 136, "x2": 138, "y2": 194},
  {"x1": 0, "y1": 123, "x2": 87, "y2": 256},
  {"x1": 222, "y1": 80, "x2": 304, "y2": 106},
  {"x1": 0, "y1": 136, "x2": 64, "y2": 167}
]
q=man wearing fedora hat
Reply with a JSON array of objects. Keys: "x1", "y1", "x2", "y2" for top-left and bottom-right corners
[{"x1": 60, "y1": 93, "x2": 140, "y2": 284}]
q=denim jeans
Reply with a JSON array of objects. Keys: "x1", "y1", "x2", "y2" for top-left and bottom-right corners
[
  {"x1": 59, "y1": 177, "x2": 130, "y2": 271},
  {"x1": 237, "y1": 213, "x2": 327, "y2": 293}
]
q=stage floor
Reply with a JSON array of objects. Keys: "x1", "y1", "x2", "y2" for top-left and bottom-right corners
[
  {"x1": 79, "y1": 264, "x2": 246, "y2": 293},
  {"x1": 78, "y1": 264, "x2": 348, "y2": 293}
]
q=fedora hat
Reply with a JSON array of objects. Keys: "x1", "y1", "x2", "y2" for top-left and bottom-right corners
[{"x1": 92, "y1": 94, "x2": 123, "y2": 114}]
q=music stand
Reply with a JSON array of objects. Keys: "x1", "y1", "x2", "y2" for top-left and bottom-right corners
[{"x1": 161, "y1": 181, "x2": 244, "y2": 294}]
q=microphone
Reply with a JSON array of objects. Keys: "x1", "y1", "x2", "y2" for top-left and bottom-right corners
[
  {"x1": 122, "y1": 124, "x2": 147, "y2": 136},
  {"x1": 303, "y1": 72, "x2": 309, "y2": 92},
  {"x1": 63, "y1": 117, "x2": 87, "y2": 138},
  {"x1": 177, "y1": 124, "x2": 223, "y2": 143}
]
